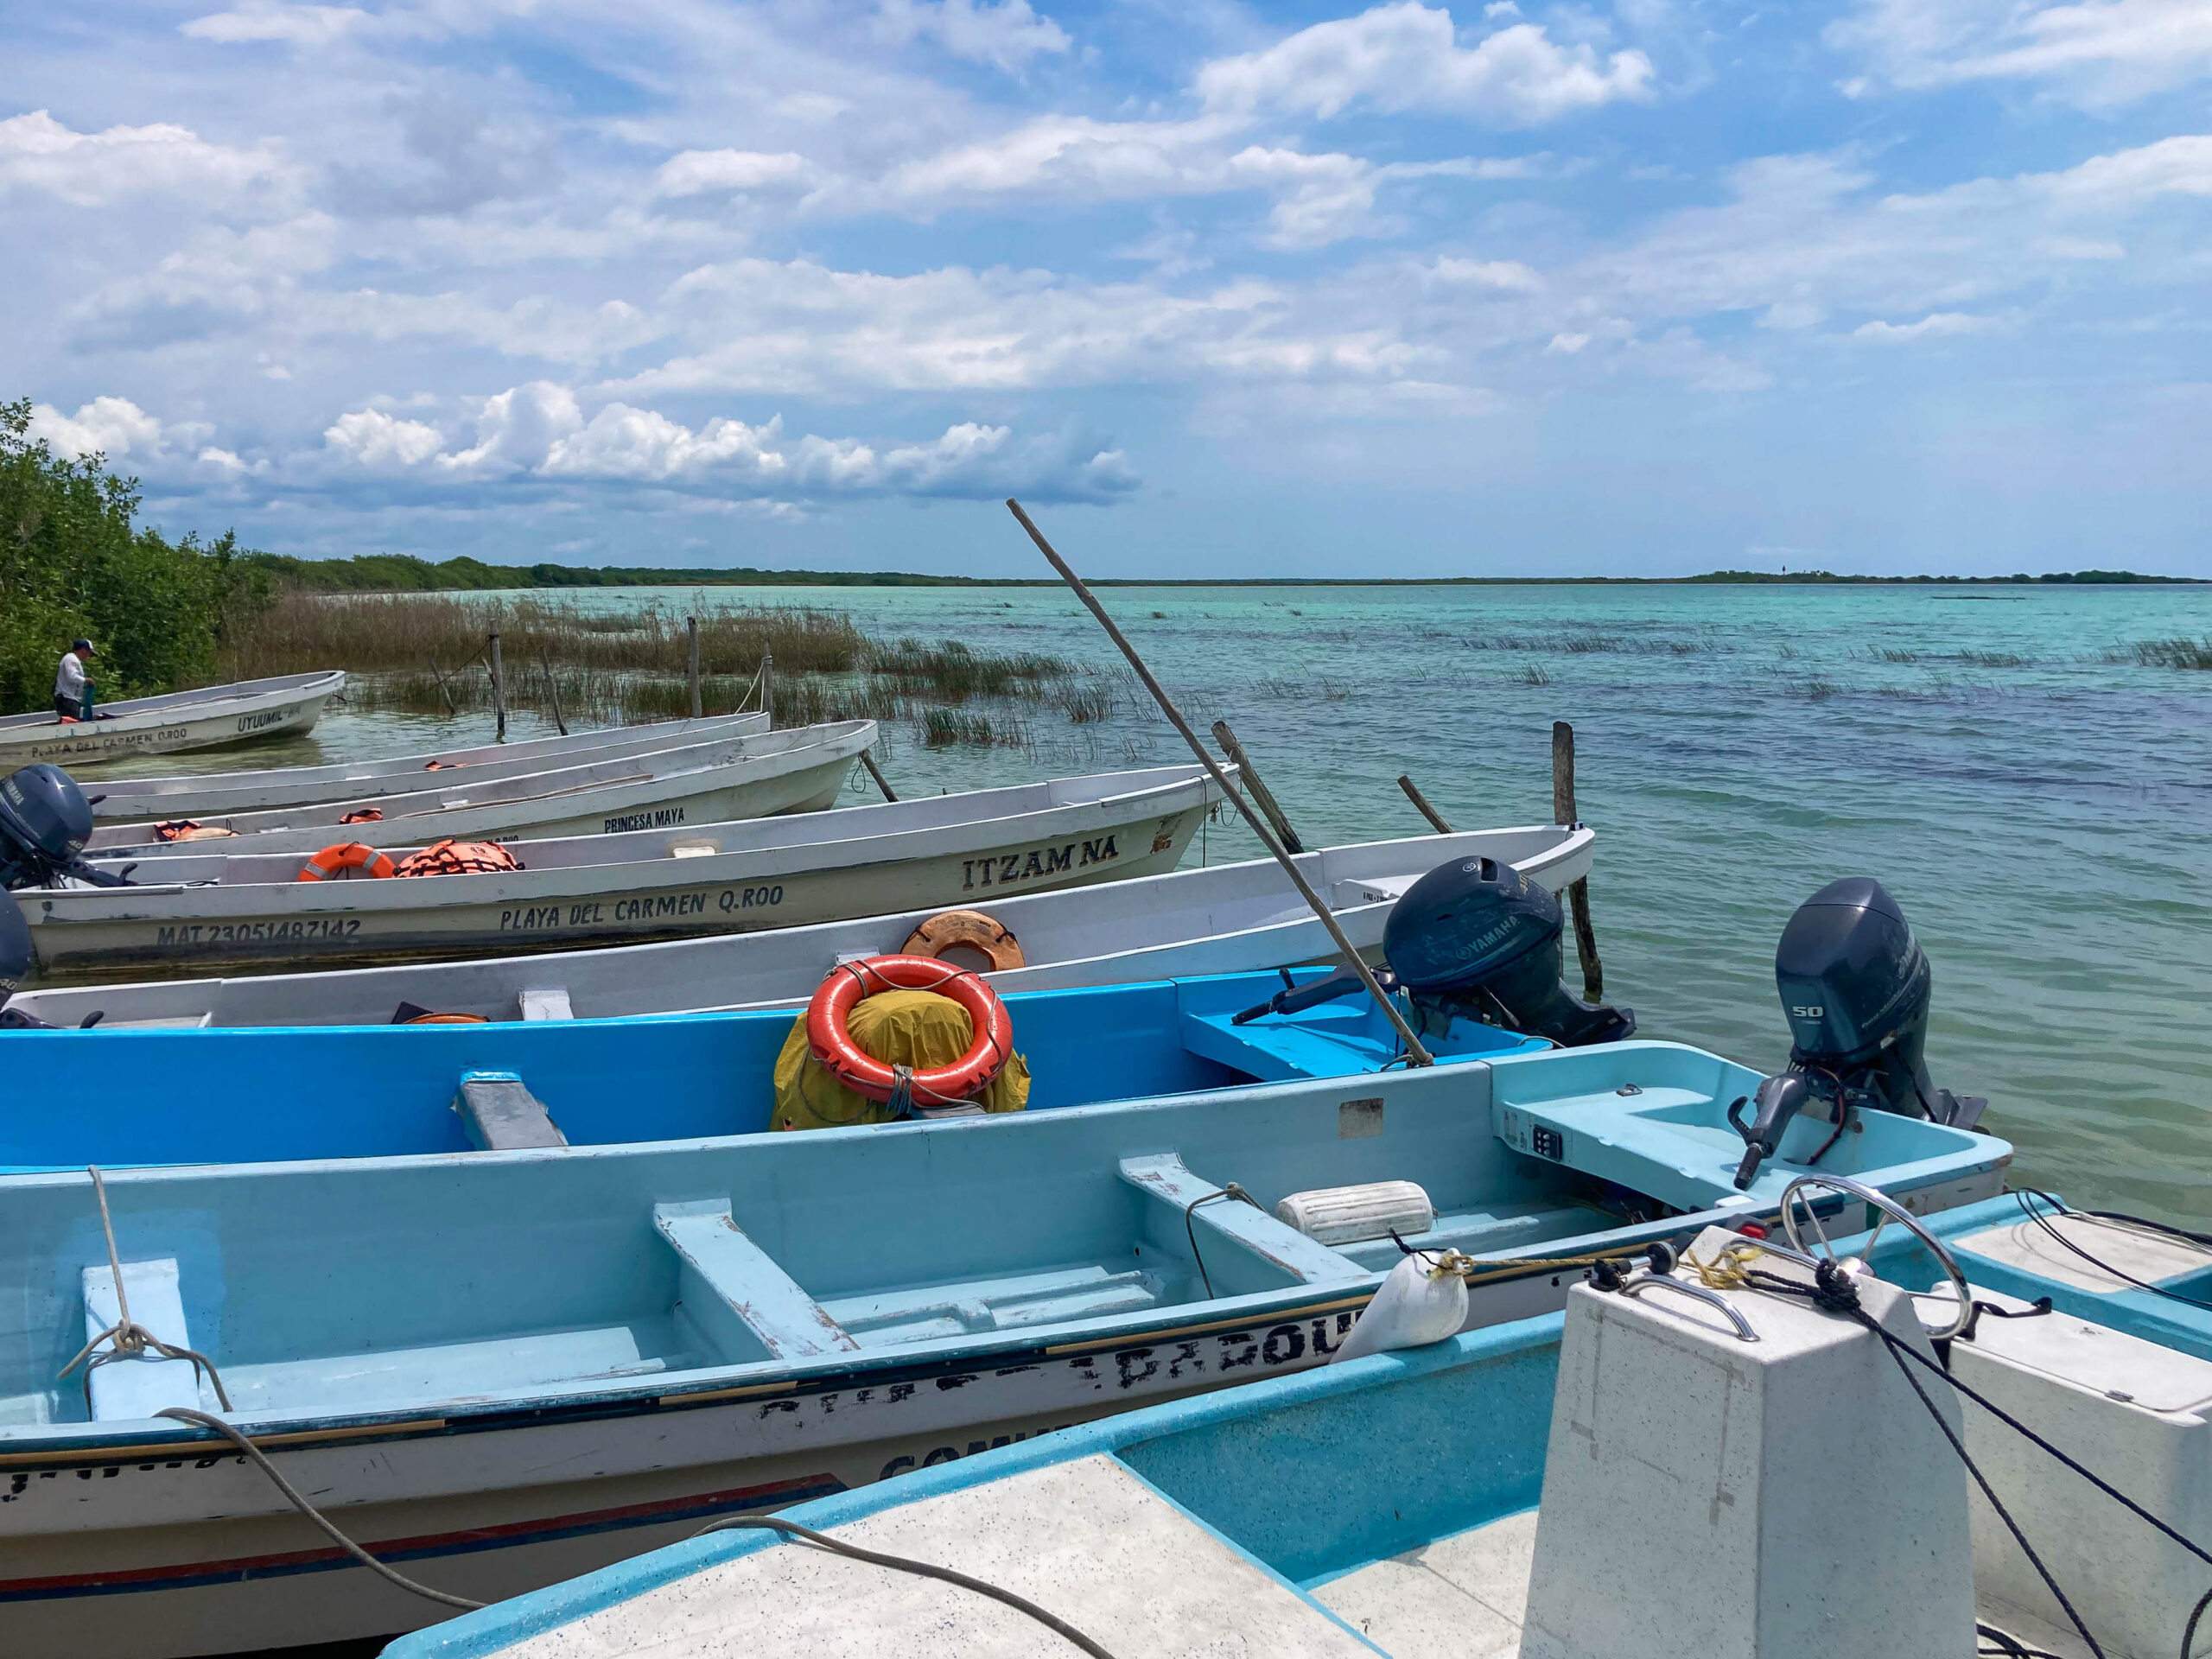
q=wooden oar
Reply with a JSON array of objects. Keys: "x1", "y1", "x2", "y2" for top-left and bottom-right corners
[{"x1": 1007, "y1": 499, "x2": 1433, "y2": 1066}]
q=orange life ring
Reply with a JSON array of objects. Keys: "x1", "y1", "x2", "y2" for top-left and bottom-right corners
[
  {"x1": 296, "y1": 842, "x2": 395, "y2": 882},
  {"x1": 805, "y1": 954, "x2": 1014, "y2": 1109},
  {"x1": 400, "y1": 1012, "x2": 487, "y2": 1025},
  {"x1": 899, "y1": 908, "x2": 1026, "y2": 971}
]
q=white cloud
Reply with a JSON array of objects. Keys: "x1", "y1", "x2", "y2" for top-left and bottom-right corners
[
  {"x1": 324, "y1": 408, "x2": 446, "y2": 467},
  {"x1": 873, "y1": 0, "x2": 1071, "y2": 72},
  {"x1": 655, "y1": 150, "x2": 817, "y2": 197},
  {"x1": 1196, "y1": 3, "x2": 1655, "y2": 127},
  {"x1": 1829, "y1": 0, "x2": 2212, "y2": 106},
  {"x1": 181, "y1": 3, "x2": 368, "y2": 45},
  {"x1": 315, "y1": 390, "x2": 1136, "y2": 500},
  {"x1": 0, "y1": 111, "x2": 286, "y2": 207},
  {"x1": 26, "y1": 397, "x2": 168, "y2": 461},
  {"x1": 1853, "y1": 311, "x2": 2005, "y2": 340}
]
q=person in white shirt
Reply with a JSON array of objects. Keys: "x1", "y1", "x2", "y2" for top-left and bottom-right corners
[{"x1": 54, "y1": 639, "x2": 96, "y2": 721}]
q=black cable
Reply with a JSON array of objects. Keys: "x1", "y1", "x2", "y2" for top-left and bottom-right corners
[
  {"x1": 2012, "y1": 1190, "x2": 2212, "y2": 1310},
  {"x1": 693, "y1": 1515, "x2": 1117, "y2": 1658},
  {"x1": 2082, "y1": 1210, "x2": 2212, "y2": 1249},
  {"x1": 1183, "y1": 1184, "x2": 1261, "y2": 1299},
  {"x1": 1975, "y1": 1623, "x2": 2067, "y2": 1659},
  {"x1": 2183, "y1": 1584, "x2": 2212, "y2": 1659}
]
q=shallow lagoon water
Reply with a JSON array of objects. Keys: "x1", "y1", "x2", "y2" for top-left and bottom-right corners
[{"x1": 111, "y1": 581, "x2": 2211, "y2": 1226}]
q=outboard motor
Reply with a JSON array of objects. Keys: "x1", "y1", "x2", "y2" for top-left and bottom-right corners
[
  {"x1": 0, "y1": 765, "x2": 130, "y2": 891},
  {"x1": 1382, "y1": 855, "x2": 1634, "y2": 1047},
  {"x1": 1728, "y1": 876, "x2": 1985, "y2": 1189}
]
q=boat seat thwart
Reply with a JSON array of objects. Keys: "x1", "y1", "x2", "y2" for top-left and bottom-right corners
[
  {"x1": 454, "y1": 1071, "x2": 569, "y2": 1152},
  {"x1": 81, "y1": 1259, "x2": 201, "y2": 1421},
  {"x1": 1120, "y1": 1154, "x2": 1367, "y2": 1289},
  {"x1": 656, "y1": 1200, "x2": 861, "y2": 1362}
]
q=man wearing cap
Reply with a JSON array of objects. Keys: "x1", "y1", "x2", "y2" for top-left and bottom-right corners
[{"x1": 54, "y1": 639, "x2": 97, "y2": 721}]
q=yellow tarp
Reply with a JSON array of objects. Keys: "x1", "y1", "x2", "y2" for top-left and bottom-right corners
[{"x1": 772, "y1": 987, "x2": 1031, "y2": 1131}]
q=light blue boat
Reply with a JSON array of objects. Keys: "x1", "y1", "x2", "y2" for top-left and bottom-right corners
[
  {"x1": 0, "y1": 1046, "x2": 2008, "y2": 1658},
  {"x1": 0, "y1": 968, "x2": 1560, "y2": 1173},
  {"x1": 388, "y1": 1189, "x2": 2212, "y2": 1659}
]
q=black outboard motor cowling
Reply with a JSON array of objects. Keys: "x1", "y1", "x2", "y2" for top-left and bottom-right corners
[
  {"x1": 1728, "y1": 875, "x2": 1986, "y2": 1189},
  {"x1": 0, "y1": 764, "x2": 130, "y2": 893},
  {"x1": 1776, "y1": 876, "x2": 1981, "y2": 1127},
  {"x1": 1382, "y1": 855, "x2": 1634, "y2": 1048},
  {"x1": 0, "y1": 764, "x2": 94, "y2": 888}
]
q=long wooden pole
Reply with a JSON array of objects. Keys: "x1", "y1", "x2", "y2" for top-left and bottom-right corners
[
  {"x1": 1552, "y1": 721, "x2": 1603, "y2": 1000},
  {"x1": 1210, "y1": 721, "x2": 1303, "y2": 853},
  {"x1": 859, "y1": 748, "x2": 898, "y2": 802},
  {"x1": 425, "y1": 656, "x2": 457, "y2": 715},
  {"x1": 1008, "y1": 498, "x2": 1433, "y2": 1066},
  {"x1": 686, "y1": 617, "x2": 702, "y2": 719},
  {"x1": 486, "y1": 630, "x2": 506, "y2": 742},
  {"x1": 1397, "y1": 774, "x2": 1454, "y2": 834},
  {"x1": 538, "y1": 646, "x2": 569, "y2": 736}
]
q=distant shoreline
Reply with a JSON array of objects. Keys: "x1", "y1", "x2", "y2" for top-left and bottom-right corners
[{"x1": 245, "y1": 553, "x2": 2206, "y2": 594}]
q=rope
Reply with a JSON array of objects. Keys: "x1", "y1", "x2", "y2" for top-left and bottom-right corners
[
  {"x1": 58, "y1": 1167, "x2": 232, "y2": 1414},
  {"x1": 693, "y1": 1515, "x2": 1118, "y2": 1658},
  {"x1": 2012, "y1": 1189, "x2": 2212, "y2": 1310},
  {"x1": 154, "y1": 1408, "x2": 485, "y2": 1611}
]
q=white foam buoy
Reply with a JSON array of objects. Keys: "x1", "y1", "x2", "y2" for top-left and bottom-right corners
[
  {"x1": 1275, "y1": 1180, "x2": 1435, "y2": 1246},
  {"x1": 1330, "y1": 1250, "x2": 1467, "y2": 1363}
]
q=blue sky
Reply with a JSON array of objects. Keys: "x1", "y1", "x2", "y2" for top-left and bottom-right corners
[{"x1": 5, "y1": 0, "x2": 2209, "y2": 577}]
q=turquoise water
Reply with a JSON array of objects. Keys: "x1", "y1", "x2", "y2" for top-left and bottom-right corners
[{"x1": 131, "y1": 582, "x2": 2212, "y2": 1225}]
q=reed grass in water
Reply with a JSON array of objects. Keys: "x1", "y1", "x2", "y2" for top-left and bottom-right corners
[{"x1": 219, "y1": 591, "x2": 1104, "y2": 748}]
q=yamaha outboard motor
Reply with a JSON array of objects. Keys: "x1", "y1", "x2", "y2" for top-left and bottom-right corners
[
  {"x1": 1728, "y1": 876, "x2": 1985, "y2": 1189},
  {"x1": 1382, "y1": 855, "x2": 1634, "y2": 1047},
  {"x1": 0, "y1": 764, "x2": 130, "y2": 892}
]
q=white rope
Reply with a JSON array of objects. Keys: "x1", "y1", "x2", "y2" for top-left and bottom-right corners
[{"x1": 58, "y1": 1167, "x2": 232, "y2": 1413}]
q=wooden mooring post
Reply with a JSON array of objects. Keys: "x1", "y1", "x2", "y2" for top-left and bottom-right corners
[
  {"x1": 486, "y1": 630, "x2": 507, "y2": 741},
  {"x1": 1552, "y1": 721, "x2": 1603, "y2": 1000},
  {"x1": 1210, "y1": 721, "x2": 1303, "y2": 854},
  {"x1": 425, "y1": 656, "x2": 457, "y2": 715},
  {"x1": 687, "y1": 616, "x2": 702, "y2": 719},
  {"x1": 1396, "y1": 774, "x2": 1453, "y2": 835}
]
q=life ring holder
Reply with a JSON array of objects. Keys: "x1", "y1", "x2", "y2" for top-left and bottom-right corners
[
  {"x1": 805, "y1": 954, "x2": 1014, "y2": 1113},
  {"x1": 297, "y1": 842, "x2": 395, "y2": 882},
  {"x1": 899, "y1": 908, "x2": 1026, "y2": 972}
]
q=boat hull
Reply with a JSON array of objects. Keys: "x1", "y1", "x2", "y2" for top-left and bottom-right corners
[
  {"x1": 21, "y1": 787, "x2": 1209, "y2": 979},
  {"x1": 87, "y1": 715, "x2": 770, "y2": 822},
  {"x1": 0, "y1": 672, "x2": 346, "y2": 771},
  {"x1": 0, "y1": 1170, "x2": 2022, "y2": 1659},
  {"x1": 0, "y1": 827, "x2": 1592, "y2": 1029},
  {"x1": 91, "y1": 722, "x2": 866, "y2": 861}
]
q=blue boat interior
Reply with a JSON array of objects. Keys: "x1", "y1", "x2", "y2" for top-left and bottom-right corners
[
  {"x1": 0, "y1": 969, "x2": 1555, "y2": 1172},
  {"x1": 387, "y1": 1192, "x2": 2207, "y2": 1659},
  {"x1": 0, "y1": 1047, "x2": 2006, "y2": 1436}
]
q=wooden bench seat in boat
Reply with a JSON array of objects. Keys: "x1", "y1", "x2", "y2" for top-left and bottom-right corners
[
  {"x1": 655, "y1": 1200, "x2": 861, "y2": 1363},
  {"x1": 81, "y1": 1258, "x2": 202, "y2": 1421},
  {"x1": 454, "y1": 1071, "x2": 569, "y2": 1151}
]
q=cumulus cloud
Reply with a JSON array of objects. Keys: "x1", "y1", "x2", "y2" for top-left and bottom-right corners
[
  {"x1": 26, "y1": 397, "x2": 170, "y2": 461},
  {"x1": 0, "y1": 110, "x2": 286, "y2": 207},
  {"x1": 655, "y1": 150, "x2": 817, "y2": 198},
  {"x1": 181, "y1": 2, "x2": 369, "y2": 45},
  {"x1": 1829, "y1": 0, "x2": 2212, "y2": 106},
  {"x1": 316, "y1": 388, "x2": 1135, "y2": 501},
  {"x1": 873, "y1": 0, "x2": 1071, "y2": 72},
  {"x1": 1853, "y1": 311, "x2": 2005, "y2": 340},
  {"x1": 1197, "y1": 3, "x2": 1655, "y2": 126}
]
